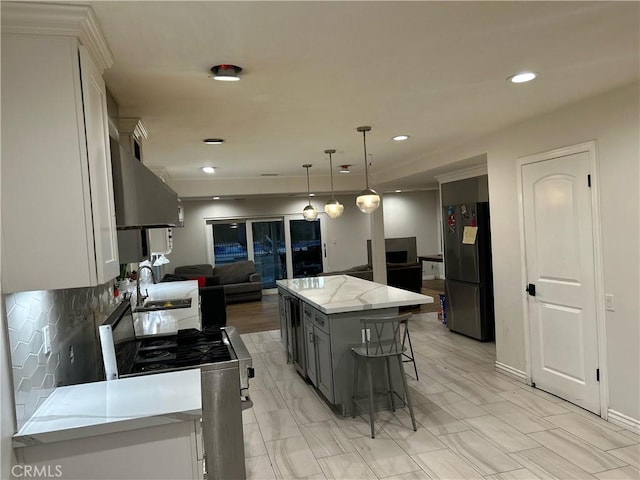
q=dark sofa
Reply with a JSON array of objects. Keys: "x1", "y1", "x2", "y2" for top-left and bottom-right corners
[
  {"x1": 319, "y1": 262, "x2": 423, "y2": 293},
  {"x1": 173, "y1": 261, "x2": 262, "y2": 304}
]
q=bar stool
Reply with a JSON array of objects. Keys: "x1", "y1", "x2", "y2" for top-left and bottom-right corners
[
  {"x1": 400, "y1": 316, "x2": 419, "y2": 380},
  {"x1": 351, "y1": 313, "x2": 418, "y2": 438}
]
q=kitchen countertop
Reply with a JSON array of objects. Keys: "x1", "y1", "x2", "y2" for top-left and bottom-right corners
[
  {"x1": 12, "y1": 369, "x2": 201, "y2": 447},
  {"x1": 132, "y1": 280, "x2": 201, "y2": 335},
  {"x1": 277, "y1": 275, "x2": 433, "y2": 314}
]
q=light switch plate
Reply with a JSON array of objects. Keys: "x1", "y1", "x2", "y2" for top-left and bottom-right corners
[{"x1": 605, "y1": 294, "x2": 615, "y2": 311}]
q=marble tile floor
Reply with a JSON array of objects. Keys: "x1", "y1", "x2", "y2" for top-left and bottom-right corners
[{"x1": 239, "y1": 313, "x2": 639, "y2": 480}]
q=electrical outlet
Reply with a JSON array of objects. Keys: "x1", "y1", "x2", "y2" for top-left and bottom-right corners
[
  {"x1": 43, "y1": 325, "x2": 51, "y2": 355},
  {"x1": 605, "y1": 294, "x2": 615, "y2": 311}
]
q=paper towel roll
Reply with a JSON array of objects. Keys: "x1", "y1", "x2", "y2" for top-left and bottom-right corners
[{"x1": 99, "y1": 325, "x2": 119, "y2": 381}]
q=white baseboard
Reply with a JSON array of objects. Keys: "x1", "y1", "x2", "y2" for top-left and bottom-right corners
[
  {"x1": 607, "y1": 409, "x2": 640, "y2": 434},
  {"x1": 495, "y1": 361, "x2": 528, "y2": 384},
  {"x1": 422, "y1": 274, "x2": 437, "y2": 280}
]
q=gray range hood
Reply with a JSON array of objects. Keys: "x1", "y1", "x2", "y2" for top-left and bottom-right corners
[{"x1": 110, "y1": 137, "x2": 180, "y2": 229}]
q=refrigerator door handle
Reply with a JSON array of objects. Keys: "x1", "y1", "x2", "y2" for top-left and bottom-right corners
[{"x1": 525, "y1": 283, "x2": 536, "y2": 297}]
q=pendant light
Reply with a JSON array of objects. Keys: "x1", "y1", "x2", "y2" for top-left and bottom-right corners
[
  {"x1": 302, "y1": 164, "x2": 318, "y2": 221},
  {"x1": 324, "y1": 149, "x2": 344, "y2": 219},
  {"x1": 355, "y1": 126, "x2": 381, "y2": 213}
]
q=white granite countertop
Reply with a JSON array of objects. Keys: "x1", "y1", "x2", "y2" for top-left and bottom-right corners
[
  {"x1": 132, "y1": 280, "x2": 201, "y2": 335},
  {"x1": 13, "y1": 369, "x2": 201, "y2": 447},
  {"x1": 276, "y1": 275, "x2": 433, "y2": 314}
]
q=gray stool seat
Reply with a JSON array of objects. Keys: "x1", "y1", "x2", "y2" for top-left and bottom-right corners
[{"x1": 351, "y1": 313, "x2": 418, "y2": 438}]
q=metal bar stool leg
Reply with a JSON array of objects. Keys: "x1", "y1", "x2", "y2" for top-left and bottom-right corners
[
  {"x1": 397, "y1": 355, "x2": 417, "y2": 431},
  {"x1": 385, "y1": 357, "x2": 395, "y2": 412},
  {"x1": 402, "y1": 321, "x2": 420, "y2": 381},
  {"x1": 405, "y1": 325, "x2": 419, "y2": 381},
  {"x1": 352, "y1": 354, "x2": 359, "y2": 418},
  {"x1": 366, "y1": 360, "x2": 375, "y2": 438}
]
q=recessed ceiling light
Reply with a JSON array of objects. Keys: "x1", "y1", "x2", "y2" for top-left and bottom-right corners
[
  {"x1": 212, "y1": 196, "x2": 220, "y2": 200},
  {"x1": 309, "y1": 193, "x2": 315, "y2": 197},
  {"x1": 202, "y1": 166, "x2": 215, "y2": 174},
  {"x1": 392, "y1": 135, "x2": 409, "y2": 141},
  {"x1": 395, "y1": 189, "x2": 402, "y2": 193},
  {"x1": 508, "y1": 72, "x2": 537, "y2": 84},
  {"x1": 210, "y1": 64, "x2": 242, "y2": 81},
  {"x1": 203, "y1": 138, "x2": 224, "y2": 144}
]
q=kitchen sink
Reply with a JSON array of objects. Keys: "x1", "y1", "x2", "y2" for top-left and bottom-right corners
[{"x1": 134, "y1": 297, "x2": 192, "y2": 312}]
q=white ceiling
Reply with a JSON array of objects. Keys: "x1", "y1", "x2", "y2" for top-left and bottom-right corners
[{"x1": 87, "y1": 1, "x2": 639, "y2": 198}]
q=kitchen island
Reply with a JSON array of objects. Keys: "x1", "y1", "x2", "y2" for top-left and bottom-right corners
[{"x1": 277, "y1": 275, "x2": 433, "y2": 415}]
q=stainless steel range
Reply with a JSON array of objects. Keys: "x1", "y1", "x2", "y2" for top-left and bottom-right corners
[{"x1": 99, "y1": 300, "x2": 253, "y2": 480}]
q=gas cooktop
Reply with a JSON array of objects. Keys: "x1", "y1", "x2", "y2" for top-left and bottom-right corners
[{"x1": 131, "y1": 327, "x2": 233, "y2": 375}]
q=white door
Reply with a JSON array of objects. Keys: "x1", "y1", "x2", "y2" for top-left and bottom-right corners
[{"x1": 521, "y1": 149, "x2": 600, "y2": 414}]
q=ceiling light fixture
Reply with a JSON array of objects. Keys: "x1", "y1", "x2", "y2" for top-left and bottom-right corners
[
  {"x1": 395, "y1": 190, "x2": 402, "y2": 193},
  {"x1": 210, "y1": 64, "x2": 243, "y2": 81},
  {"x1": 203, "y1": 138, "x2": 224, "y2": 144},
  {"x1": 392, "y1": 135, "x2": 409, "y2": 141},
  {"x1": 339, "y1": 165, "x2": 351, "y2": 174},
  {"x1": 302, "y1": 164, "x2": 318, "y2": 221},
  {"x1": 324, "y1": 149, "x2": 344, "y2": 219},
  {"x1": 212, "y1": 196, "x2": 220, "y2": 200},
  {"x1": 202, "y1": 166, "x2": 215, "y2": 174},
  {"x1": 355, "y1": 126, "x2": 380, "y2": 213},
  {"x1": 508, "y1": 71, "x2": 537, "y2": 84}
]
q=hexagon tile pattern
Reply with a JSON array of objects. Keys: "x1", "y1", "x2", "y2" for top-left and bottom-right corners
[{"x1": 5, "y1": 282, "x2": 118, "y2": 429}]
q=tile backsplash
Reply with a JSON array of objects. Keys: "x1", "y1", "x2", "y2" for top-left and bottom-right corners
[{"x1": 4, "y1": 282, "x2": 120, "y2": 429}]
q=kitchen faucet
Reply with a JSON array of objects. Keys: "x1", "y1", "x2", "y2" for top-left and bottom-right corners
[{"x1": 135, "y1": 266, "x2": 157, "y2": 307}]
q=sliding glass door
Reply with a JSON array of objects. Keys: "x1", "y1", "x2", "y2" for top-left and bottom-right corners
[
  {"x1": 251, "y1": 220, "x2": 286, "y2": 288},
  {"x1": 212, "y1": 222, "x2": 248, "y2": 264},
  {"x1": 209, "y1": 216, "x2": 326, "y2": 288}
]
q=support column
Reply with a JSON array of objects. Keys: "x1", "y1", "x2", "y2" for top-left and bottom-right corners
[{"x1": 370, "y1": 195, "x2": 387, "y2": 284}]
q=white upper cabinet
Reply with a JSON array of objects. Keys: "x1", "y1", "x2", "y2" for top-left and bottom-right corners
[{"x1": 1, "y1": 3, "x2": 119, "y2": 293}]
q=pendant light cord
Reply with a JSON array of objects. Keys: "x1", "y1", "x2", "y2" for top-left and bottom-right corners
[
  {"x1": 306, "y1": 166, "x2": 312, "y2": 203},
  {"x1": 328, "y1": 152, "x2": 335, "y2": 196},
  {"x1": 362, "y1": 129, "x2": 370, "y2": 189}
]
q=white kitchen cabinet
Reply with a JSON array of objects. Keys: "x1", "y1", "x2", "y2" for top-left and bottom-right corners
[
  {"x1": 16, "y1": 419, "x2": 204, "y2": 480},
  {"x1": 1, "y1": 29, "x2": 119, "y2": 292}
]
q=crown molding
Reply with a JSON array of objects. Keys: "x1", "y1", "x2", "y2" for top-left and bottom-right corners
[
  {"x1": 435, "y1": 165, "x2": 488, "y2": 184},
  {"x1": 1, "y1": 2, "x2": 113, "y2": 72},
  {"x1": 119, "y1": 118, "x2": 148, "y2": 139}
]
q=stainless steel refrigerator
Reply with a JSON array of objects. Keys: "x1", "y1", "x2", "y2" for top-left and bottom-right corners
[{"x1": 443, "y1": 202, "x2": 495, "y2": 341}]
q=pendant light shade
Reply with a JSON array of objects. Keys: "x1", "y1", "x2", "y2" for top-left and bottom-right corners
[
  {"x1": 323, "y1": 149, "x2": 344, "y2": 219},
  {"x1": 355, "y1": 126, "x2": 380, "y2": 213},
  {"x1": 302, "y1": 164, "x2": 318, "y2": 221}
]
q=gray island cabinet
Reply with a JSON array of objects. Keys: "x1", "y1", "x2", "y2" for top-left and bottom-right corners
[{"x1": 277, "y1": 275, "x2": 433, "y2": 415}]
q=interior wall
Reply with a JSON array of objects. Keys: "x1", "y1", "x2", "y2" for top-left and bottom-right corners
[
  {"x1": 381, "y1": 190, "x2": 439, "y2": 259},
  {"x1": 169, "y1": 191, "x2": 439, "y2": 275},
  {"x1": 419, "y1": 82, "x2": 640, "y2": 422}
]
